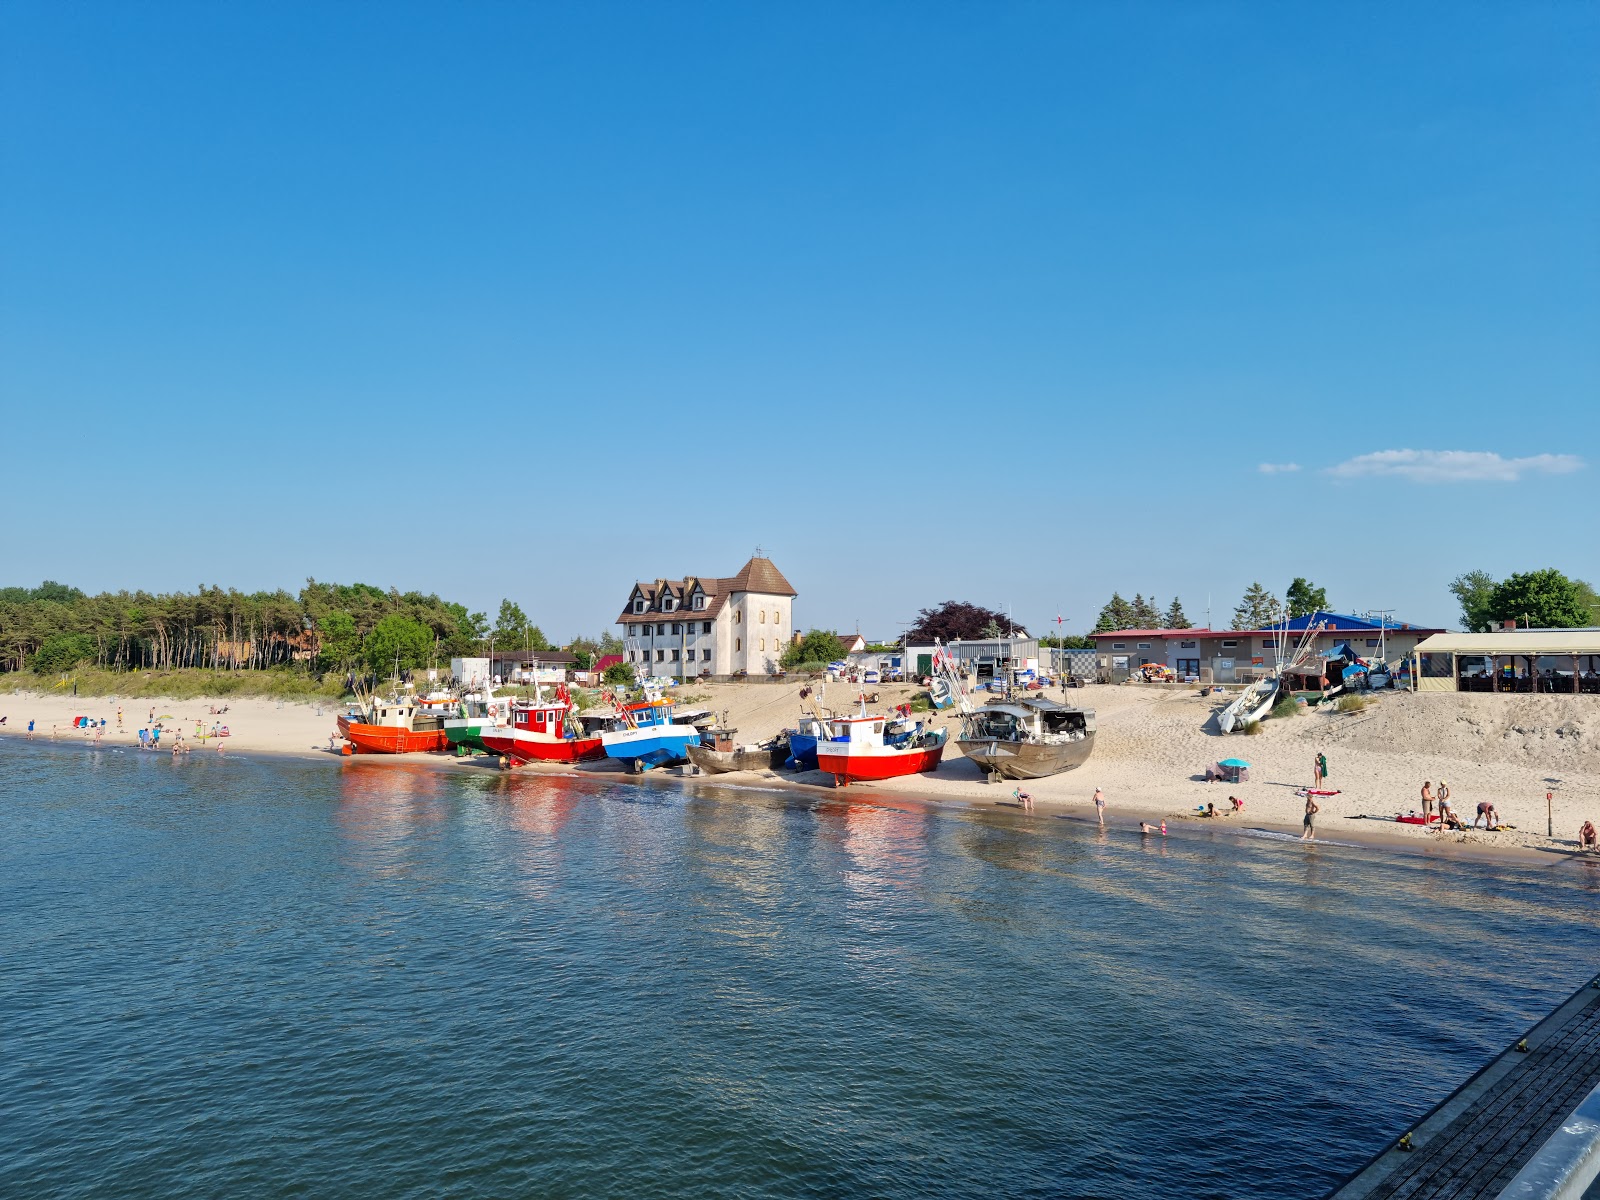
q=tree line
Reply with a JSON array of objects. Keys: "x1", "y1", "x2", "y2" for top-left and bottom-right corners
[
  {"x1": 0, "y1": 579, "x2": 620, "y2": 678},
  {"x1": 1089, "y1": 577, "x2": 1330, "y2": 634}
]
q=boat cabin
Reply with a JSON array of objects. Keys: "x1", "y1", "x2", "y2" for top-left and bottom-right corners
[
  {"x1": 512, "y1": 703, "x2": 570, "y2": 738},
  {"x1": 361, "y1": 700, "x2": 443, "y2": 731},
  {"x1": 621, "y1": 700, "x2": 676, "y2": 728},
  {"x1": 966, "y1": 699, "x2": 1093, "y2": 742},
  {"x1": 826, "y1": 715, "x2": 885, "y2": 747}
]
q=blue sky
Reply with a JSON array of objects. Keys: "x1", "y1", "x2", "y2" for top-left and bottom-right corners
[{"x1": 3, "y1": 2, "x2": 1595, "y2": 638}]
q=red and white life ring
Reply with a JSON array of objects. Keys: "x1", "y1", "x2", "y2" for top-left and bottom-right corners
[{"x1": 488, "y1": 704, "x2": 500, "y2": 717}]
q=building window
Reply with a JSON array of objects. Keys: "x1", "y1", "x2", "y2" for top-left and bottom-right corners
[
  {"x1": 627, "y1": 651, "x2": 635, "y2": 662},
  {"x1": 735, "y1": 638, "x2": 741, "y2": 652},
  {"x1": 1137, "y1": 642, "x2": 1150, "y2": 650},
  {"x1": 657, "y1": 624, "x2": 666, "y2": 636},
  {"x1": 702, "y1": 622, "x2": 712, "y2": 634},
  {"x1": 1221, "y1": 640, "x2": 1237, "y2": 648},
  {"x1": 671, "y1": 649, "x2": 680, "y2": 661},
  {"x1": 694, "y1": 595, "x2": 705, "y2": 610},
  {"x1": 1366, "y1": 638, "x2": 1380, "y2": 647},
  {"x1": 672, "y1": 623, "x2": 682, "y2": 635},
  {"x1": 759, "y1": 610, "x2": 766, "y2": 623},
  {"x1": 656, "y1": 650, "x2": 665, "y2": 662},
  {"x1": 759, "y1": 638, "x2": 766, "y2": 651},
  {"x1": 1179, "y1": 641, "x2": 1197, "y2": 649},
  {"x1": 1111, "y1": 642, "x2": 1126, "y2": 650},
  {"x1": 773, "y1": 610, "x2": 780, "y2": 623},
  {"x1": 1262, "y1": 640, "x2": 1279, "y2": 650},
  {"x1": 734, "y1": 611, "x2": 741, "y2": 624},
  {"x1": 702, "y1": 649, "x2": 710, "y2": 661}
]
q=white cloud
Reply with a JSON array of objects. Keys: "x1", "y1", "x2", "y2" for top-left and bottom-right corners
[
  {"x1": 1325, "y1": 449, "x2": 1585, "y2": 484},
  {"x1": 1258, "y1": 462, "x2": 1301, "y2": 474}
]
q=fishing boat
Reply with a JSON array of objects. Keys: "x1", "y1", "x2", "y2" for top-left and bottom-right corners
[
  {"x1": 686, "y1": 725, "x2": 790, "y2": 775},
  {"x1": 443, "y1": 686, "x2": 513, "y2": 754},
  {"x1": 599, "y1": 697, "x2": 703, "y2": 772},
  {"x1": 956, "y1": 697, "x2": 1096, "y2": 781},
  {"x1": 815, "y1": 703, "x2": 947, "y2": 786},
  {"x1": 337, "y1": 690, "x2": 450, "y2": 754},
  {"x1": 785, "y1": 713, "x2": 828, "y2": 771},
  {"x1": 479, "y1": 684, "x2": 605, "y2": 765}
]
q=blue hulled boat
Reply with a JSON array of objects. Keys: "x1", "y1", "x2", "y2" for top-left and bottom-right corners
[{"x1": 600, "y1": 699, "x2": 702, "y2": 773}]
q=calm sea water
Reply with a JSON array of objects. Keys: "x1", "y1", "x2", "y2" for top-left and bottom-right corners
[{"x1": 2, "y1": 739, "x2": 1597, "y2": 1199}]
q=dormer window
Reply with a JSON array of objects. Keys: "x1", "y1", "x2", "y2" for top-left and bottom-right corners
[
  {"x1": 632, "y1": 598, "x2": 646, "y2": 614},
  {"x1": 663, "y1": 595, "x2": 675, "y2": 612},
  {"x1": 693, "y1": 595, "x2": 705, "y2": 610}
]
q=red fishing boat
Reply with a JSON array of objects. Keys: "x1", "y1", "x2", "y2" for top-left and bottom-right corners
[
  {"x1": 814, "y1": 704, "x2": 947, "y2": 786},
  {"x1": 337, "y1": 694, "x2": 450, "y2": 754},
  {"x1": 479, "y1": 685, "x2": 606, "y2": 765}
]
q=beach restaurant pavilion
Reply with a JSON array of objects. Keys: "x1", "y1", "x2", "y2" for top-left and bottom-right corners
[{"x1": 1413, "y1": 629, "x2": 1600, "y2": 695}]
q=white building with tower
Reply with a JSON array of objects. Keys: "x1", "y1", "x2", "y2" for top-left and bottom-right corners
[{"x1": 616, "y1": 553, "x2": 798, "y2": 680}]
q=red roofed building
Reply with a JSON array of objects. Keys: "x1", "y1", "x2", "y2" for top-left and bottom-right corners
[{"x1": 1091, "y1": 612, "x2": 1442, "y2": 682}]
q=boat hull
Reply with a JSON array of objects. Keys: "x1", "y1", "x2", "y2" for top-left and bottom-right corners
[
  {"x1": 1217, "y1": 678, "x2": 1280, "y2": 733},
  {"x1": 786, "y1": 732, "x2": 820, "y2": 771},
  {"x1": 815, "y1": 740, "x2": 946, "y2": 785},
  {"x1": 686, "y1": 742, "x2": 788, "y2": 775},
  {"x1": 444, "y1": 719, "x2": 497, "y2": 753},
  {"x1": 956, "y1": 733, "x2": 1095, "y2": 780},
  {"x1": 338, "y1": 716, "x2": 449, "y2": 755},
  {"x1": 479, "y1": 731, "x2": 606, "y2": 764}
]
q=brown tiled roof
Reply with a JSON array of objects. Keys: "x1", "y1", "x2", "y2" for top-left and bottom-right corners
[
  {"x1": 615, "y1": 557, "x2": 795, "y2": 624},
  {"x1": 725, "y1": 555, "x2": 796, "y2": 597}
]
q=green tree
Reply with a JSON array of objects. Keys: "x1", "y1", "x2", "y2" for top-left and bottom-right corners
[
  {"x1": 1163, "y1": 597, "x2": 1190, "y2": 628},
  {"x1": 364, "y1": 613, "x2": 434, "y2": 675},
  {"x1": 30, "y1": 633, "x2": 96, "y2": 673},
  {"x1": 1232, "y1": 582, "x2": 1279, "y2": 630},
  {"x1": 1093, "y1": 593, "x2": 1136, "y2": 633},
  {"x1": 1131, "y1": 594, "x2": 1162, "y2": 628},
  {"x1": 602, "y1": 661, "x2": 636, "y2": 686},
  {"x1": 598, "y1": 631, "x2": 624, "y2": 656},
  {"x1": 1285, "y1": 577, "x2": 1328, "y2": 618},
  {"x1": 782, "y1": 629, "x2": 847, "y2": 668},
  {"x1": 1486, "y1": 569, "x2": 1592, "y2": 629},
  {"x1": 317, "y1": 611, "x2": 362, "y2": 672},
  {"x1": 494, "y1": 599, "x2": 529, "y2": 644},
  {"x1": 1448, "y1": 570, "x2": 1497, "y2": 632}
]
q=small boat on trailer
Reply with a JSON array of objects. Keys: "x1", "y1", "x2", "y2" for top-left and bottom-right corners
[
  {"x1": 686, "y1": 725, "x2": 790, "y2": 775},
  {"x1": 815, "y1": 704, "x2": 947, "y2": 786},
  {"x1": 337, "y1": 690, "x2": 450, "y2": 754},
  {"x1": 957, "y1": 697, "x2": 1095, "y2": 781},
  {"x1": 479, "y1": 684, "x2": 605, "y2": 765}
]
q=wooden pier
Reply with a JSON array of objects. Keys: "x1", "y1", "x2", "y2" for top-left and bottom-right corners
[{"x1": 1331, "y1": 973, "x2": 1600, "y2": 1199}]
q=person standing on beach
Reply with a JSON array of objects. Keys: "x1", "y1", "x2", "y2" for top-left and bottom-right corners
[
  {"x1": 1093, "y1": 787, "x2": 1106, "y2": 825},
  {"x1": 1437, "y1": 781, "x2": 1451, "y2": 814},
  {"x1": 1313, "y1": 754, "x2": 1323, "y2": 788},
  {"x1": 27, "y1": 719, "x2": 34, "y2": 737},
  {"x1": 1317, "y1": 752, "x2": 1329, "y2": 783},
  {"x1": 1301, "y1": 793, "x2": 1320, "y2": 840},
  {"x1": 1421, "y1": 781, "x2": 1435, "y2": 821},
  {"x1": 116, "y1": 706, "x2": 123, "y2": 729}
]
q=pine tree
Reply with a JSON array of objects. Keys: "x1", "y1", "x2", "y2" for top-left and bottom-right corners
[
  {"x1": 1131, "y1": 593, "x2": 1162, "y2": 628},
  {"x1": 1164, "y1": 596, "x2": 1189, "y2": 628},
  {"x1": 1093, "y1": 592, "x2": 1136, "y2": 633},
  {"x1": 1231, "y1": 582, "x2": 1279, "y2": 630}
]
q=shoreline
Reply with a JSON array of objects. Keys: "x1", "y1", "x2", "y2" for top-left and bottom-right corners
[{"x1": 8, "y1": 715, "x2": 1596, "y2": 873}]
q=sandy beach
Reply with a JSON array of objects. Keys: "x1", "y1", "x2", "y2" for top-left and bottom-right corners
[{"x1": 5, "y1": 681, "x2": 1598, "y2": 861}]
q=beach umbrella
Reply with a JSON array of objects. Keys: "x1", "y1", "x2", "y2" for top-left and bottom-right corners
[{"x1": 1219, "y1": 757, "x2": 1251, "y2": 768}]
